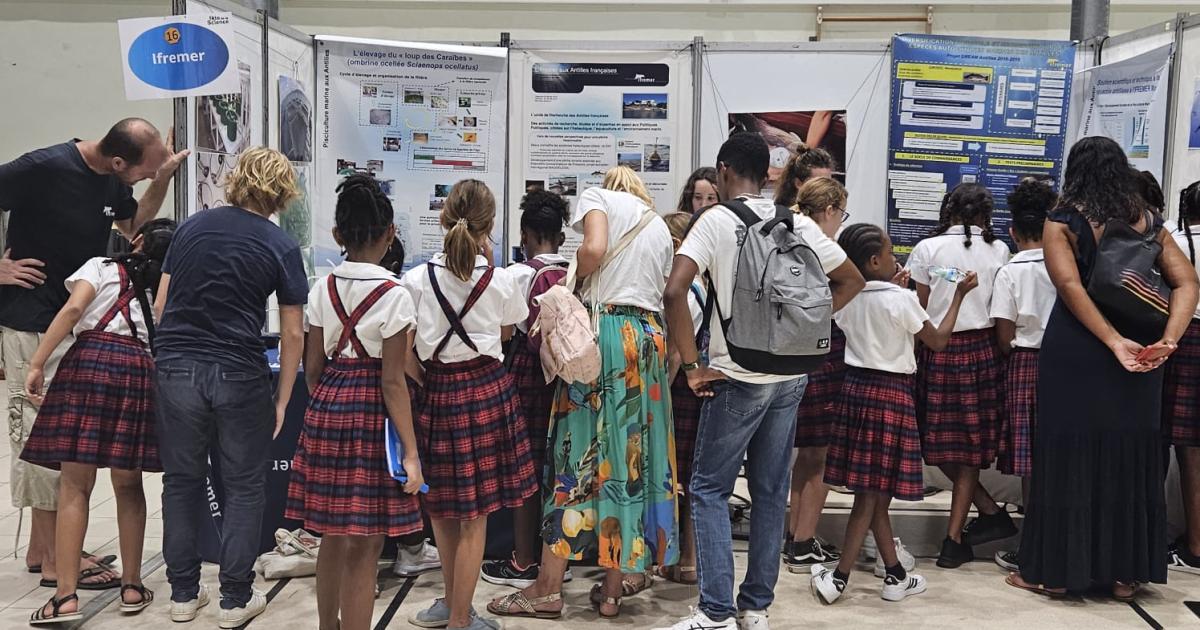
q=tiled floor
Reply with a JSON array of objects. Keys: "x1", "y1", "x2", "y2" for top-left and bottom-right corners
[{"x1": 0, "y1": 394, "x2": 1197, "y2": 628}]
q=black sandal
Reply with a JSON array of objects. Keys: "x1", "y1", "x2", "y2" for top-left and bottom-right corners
[
  {"x1": 120, "y1": 584, "x2": 154, "y2": 613},
  {"x1": 30, "y1": 593, "x2": 81, "y2": 625}
]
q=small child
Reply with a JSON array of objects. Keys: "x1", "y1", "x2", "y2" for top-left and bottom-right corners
[
  {"x1": 22, "y1": 219, "x2": 176, "y2": 624},
  {"x1": 906, "y1": 183, "x2": 1012, "y2": 568},
  {"x1": 481, "y1": 189, "x2": 569, "y2": 587},
  {"x1": 812, "y1": 224, "x2": 978, "y2": 604},
  {"x1": 989, "y1": 178, "x2": 1057, "y2": 572},
  {"x1": 285, "y1": 175, "x2": 424, "y2": 630},
  {"x1": 402, "y1": 179, "x2": 537, "y2": 630}
]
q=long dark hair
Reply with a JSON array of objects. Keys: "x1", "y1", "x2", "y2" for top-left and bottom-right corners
[
  {"x1": 1179, "y1": 180, "x2": 1200, "y2": 266},
  {"x1": 1060, "y1": 136, "x2": 1145, "y2": 224},
  {"x1": 930, "y1": 183, "x2": 996, "y2": 249},
  {"x1": 107, "y1": 218, "x2": 176, "y2": 346},
  {"x1": 676, "y1": 167, "x2": 719, "y2": 214},
  {"x1": 774, "y1": 144, "x2": 837, "y2": 207}
]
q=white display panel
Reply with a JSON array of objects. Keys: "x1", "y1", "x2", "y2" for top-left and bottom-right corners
[{"x1": 1167, "y1": 20, "x2": 1200, "y2": 215}]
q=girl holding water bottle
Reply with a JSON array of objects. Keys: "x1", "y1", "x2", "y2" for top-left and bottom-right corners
[{"x1": 905, "y1": 183, "x2": 1012, "y2": 570}]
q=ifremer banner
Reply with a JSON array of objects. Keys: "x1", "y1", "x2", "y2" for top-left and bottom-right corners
[{"x1": 119, "y1": 13, "x2": 240, "y2": 101}]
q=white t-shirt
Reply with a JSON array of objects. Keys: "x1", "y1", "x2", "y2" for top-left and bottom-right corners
[
  {"x1": 307, "y1": 262, "x2": 415, "y2": 360},
  {"x1": 907, "y1": 226, "x2": 1010, "y2": 331},
  {"x1": 66, "y1": 257, "x2": 152, "y2": 344},
  {"x1": 571, "y1": 187, "x2": 673, "y2": 312},
  {"x1": 677, "y1": 196, "x2": 848, "y2": 384},
  {"x1": 401, "y1": 254, "x2": 527, "y2": 363},
  {"x1": 507, "y1": 253, "x2": 569, "y2": 333},
  {"x1": 835, "y1": 281, "x2": 928, "y2": 374},
  {"x1": 1171, "y1": 226, "x2": 1200, "y2": 319},
  {"x1": 989, "y1": 249, "x2": 1056, "y2": 349},
  {"x1": 687, "y1": 282, "x2": 705, "y2": 336}
]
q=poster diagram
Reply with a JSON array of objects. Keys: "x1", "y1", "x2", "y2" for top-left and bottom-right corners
[
  {"x1": 279, "y1": 75, "x2": 313, "y2": 162},
  {"x1": 194, "y1": 62, "x2": 252, "y2": 215},
  {"x1": 728, "y1": 111, "x2": 848, "y2": 191},
  {"x1": 886, "y1": 34, "x2": 1076, "y2": 254},
  {"x1": 1075, "y1": 45, "x2": 1171, "y2": 179},
  {"x1": 315, "y1": 37, "x2": 508, "y2": 272}
]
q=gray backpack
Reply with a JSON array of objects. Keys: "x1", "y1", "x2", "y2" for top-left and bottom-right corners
[{"x1": 703, "y1": 199, "x2": 833, "y2": 375}]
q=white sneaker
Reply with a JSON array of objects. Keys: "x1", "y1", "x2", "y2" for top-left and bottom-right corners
[
  {"x1": 873, "y1": 537, "x2": 917, "y2": 577},
  {"x1": 217, "y1": 590, "x2": 267, "y2": 629},
  {"x1": 881, "y1": 573, "x2": 927, "y2": 602},
  {"x1": 169, "y1": 584, "x2": 210, "y2": 622},
  {"x1": 653, "y1": 607, "x2": 738, "y2": 630},
  {"x1": 809, "y1": 565, "x2": 846, "y2": 605},
  {"x1": 737, "y1": 609, "x2": 769, "y2": 630},
  {"x1": 394, "y1": 540, "x2": 442, "y2": 577}
]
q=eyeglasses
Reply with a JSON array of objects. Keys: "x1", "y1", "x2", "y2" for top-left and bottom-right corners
[{"x1": 838, "y1": 208, "x2": 850, "y2": 223}]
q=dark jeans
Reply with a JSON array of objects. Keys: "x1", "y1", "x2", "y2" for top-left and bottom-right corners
[{"x1": 156, "y1": 360, "x2": 273, "y2": 608}]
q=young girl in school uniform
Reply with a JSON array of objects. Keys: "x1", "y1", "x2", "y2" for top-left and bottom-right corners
[
  {"x1": 22, "y1": 219, "x2": 177, "y2": 624},
  {"x1": 481, "y1": 189, "x2": 570, "y2": 588},
  {"x1": 285, "y1": 175, "x2": 424, "y2": 630},
  {"x1": 905, "y1": 183, "x2": 1012, "y2": 569},
  {"x1": 989, "y1": 178, "x2": 1057, "y2": 573},
  {"x1": 402, "y1": 179, "x2": 538, "y2": 630},
  {"x1": 812, "y1": 224, "x2": 978, "y2": 605}
]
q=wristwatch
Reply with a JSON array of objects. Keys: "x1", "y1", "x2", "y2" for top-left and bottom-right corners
[{"x1": 681, "y1": 360, "x2": 701, "y2": 372}]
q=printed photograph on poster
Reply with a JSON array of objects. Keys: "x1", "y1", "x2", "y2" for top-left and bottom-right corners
[
  {"x1": 404, "y1": 89, "x2": 426, "y2": 105},
  {"x1": 623, "y1": 93, "x2": 668, "y2": 119},
  {"x1": 1190, "y1": 79, "x2": 1200, "y2": 149},
  {"x1": 728, "y1": 111, "x2": 848, "y2": 187},
  {"x1": 197, "y1": 62, "x2": 252, "y2": 155},
  {"x1": 644, "y1": 141, "x2": 670, "y2": 173},
  {"x1": 383, "y1": 136, "x2": 402, "y2": 152},
  {"x1": 278, "y1": 75, "x2": 312, "y2": 162},
  {"x1": 618, "y1": 152, "x2": 642, "y2": 171},
  {"x1": 280, "y1": 165, "x2": 315, "y2": 281},
  {"x1": 431, "y1": 95, "x2": 449, "y2": 109},
  {"x1": 195, "y1": 151, "x2": 237, "y2": 213},
  {"x1": 548, "y1": 175, "x2": 578, "y2": 197}
]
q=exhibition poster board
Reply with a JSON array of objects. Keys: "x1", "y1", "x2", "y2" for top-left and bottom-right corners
[
  {"x1": 268, "y1": 23, "x2": 317, "y2": 286},
  {"x1": 1167, "y1": 19, "x2": 1200, "y2": 214},
  {"x1": 315, "y1": 36, "x2": 508, "y2": 273},
  {"x1": 886, "y1": 34, "x2": 1076, "y2": 254},
  {"x1": 510, "y1": 49, "x2": 692, "y2": 259},
  {"x1": 118, "y1": 12, "x2": 240, "y2": 101},
  {"x1": 1073, "y1": 44, "x2": 1172, "y2": 181}
]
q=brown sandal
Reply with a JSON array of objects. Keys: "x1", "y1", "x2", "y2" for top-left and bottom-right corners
[
  {"x1": 655, "y1": 564, "x2": 698, "y2": 585},
  {"x1": 1112, "y1": 582, "x2": 1139, "y2": 602},
  {"x1": 589, "y1": 584, "x2": 622, "y2": 618},
  {"x1": 487, "y1": 591, "x2": 563, "y2": 619},
  {"x1": 1005, "y1": 572, "x2": 1066, "y2": 598}
]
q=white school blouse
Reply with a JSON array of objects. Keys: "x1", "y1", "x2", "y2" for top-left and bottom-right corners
[
  {"x1": 400, "y1": 254, "x2": 527, "y2": 363},
  {"x1": 835, "y1": 281, "x2": 929, "y2": 375},
  {"x1": 307, "y1": 262, "x2": 415, "y2": 360},
  {"x1": 571, "y1": 187, "x2": 673, "y2": 312},
  {"x1": 1171, "y1": 226, "x2": 1200, "y2": 319},
  {"x1": 66, "y1": 257, "x2": 152, "y2": 344},
  {"x1": 906, "y1": 226, "x2": 1010, "y2": 331},
  {"x1": 989, "y1": 249, "x2": 1055, "y2": 349},
  {"x1": 507, "y1": 253, "x2": 569, "y2": 334}
]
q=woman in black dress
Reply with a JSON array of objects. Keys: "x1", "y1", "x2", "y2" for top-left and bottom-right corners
[{"x1": 1011, "y1": 137, "x2": 1199, "y2": 600}]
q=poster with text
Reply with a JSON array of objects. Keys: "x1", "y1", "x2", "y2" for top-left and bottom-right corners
[
  {"x1": 1189, "y1": 78, "x2": 1200, "y2": 150},
  {"x1": 886, "y1": 34, "x2": 1075, "y2": 255},
  {"x1": 315, "y1": 36, "x2": 507, "y2": 273},
  {"x1": 1075, "y1": 45, "x2": 1171, "y2": 180},
  {"x1": 728, "y1": 111, "x2": 847, "y2": 195},
  {"x1": 520, "y1": 58, "x2": 685, "y2": 259}
]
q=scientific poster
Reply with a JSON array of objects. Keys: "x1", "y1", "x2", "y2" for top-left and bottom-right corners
[
  {"x1": 886, "y1": 34, "x2": 1075, "y2": 254},
  {"x1": 195, "y1": 61, "x2": 252, "y2": 214},
  {"x1": 728, "y1": 111, "x2": 848, "y2": 192},
  {"x1": 1075, "y1": 45, "x2": 1171, "y2": 180},
  {"x1": 315, "y1": 36, "x2": 507, "y2": 272},
  {"x1": 1189, "y1": 79, "x2": 1200, "y2": 150}
]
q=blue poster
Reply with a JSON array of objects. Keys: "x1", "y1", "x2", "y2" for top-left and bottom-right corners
[{"x1": 886, "y1": 34, "x2": 1076, "y2": 254}]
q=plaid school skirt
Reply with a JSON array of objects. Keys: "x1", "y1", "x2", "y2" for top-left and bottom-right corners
[
  {"x1": 418, "y1": 355, "x2": 538, "y2": 520},
  {"x1": 285, "y1": 358, "x2": 423, "y2": 537},
  {"x1": 794, "y1": 323, "x2": 847, "y2": 448},
  {"x1": 824, "y1": 368, "x2": 923, "y2": 502},
  {"x1": 20, "y1": 331, "x2": 160, "y2": 472},
  {"x1": 1163, "y1": 319, "x2": 1200, "y2": 447},
  {"x1": 917, "y1": 328, "x2": 1003, "y2": 467},
  {"x1": 509, "y1": 334, "x2": 555, "y2": 478},
  {"x1": 998, "y1": 348, "x2": 1039, "y2": 477},
  {"x1": 670, "y1": 372, "x2": 702, "y2": 488}
]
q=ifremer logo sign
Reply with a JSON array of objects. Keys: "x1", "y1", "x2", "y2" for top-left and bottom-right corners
[{"x1": 128, "y1": 21, "x2": 230, "y2": 90}]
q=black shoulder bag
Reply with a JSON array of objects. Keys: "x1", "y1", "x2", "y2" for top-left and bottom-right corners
[{"x1": 1086, "y1": 210, "x2": 1171, "y2": 341}]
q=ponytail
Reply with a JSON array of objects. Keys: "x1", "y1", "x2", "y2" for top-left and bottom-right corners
[
  {"x1": 107, "y1": 218, "x2": 176, "y2": 349},
  {"x1": 441, "y1": 179, "x2": 495, "y2": 281},
  {"x1": 1179, "y1": 181, "x2": 1200, "y2": 267}
]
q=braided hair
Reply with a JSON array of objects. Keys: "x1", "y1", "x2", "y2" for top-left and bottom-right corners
[
  {"x1": 519, "y1": 189, "x2": 569, "y2": 244},
  {"x1": 837, "y1": 223, "x2": 887, "y2": 274},
  {"x1": 1179, "y1": 180, "x2": 1200, "y2": 266},
  {"x1": 930, "y1": 182, "x2": 996, "y2": 249},
  {"x1": 774, "y1": 144, "x2": 837, "y2": 206},
  {"x1": 1007, "y1": 177, "x2": 1057, "y2": 242},
  {"x1": 335, "y1": 174, "x2": 394, "y2": 254},
  {"x1": 107, "y1": 218, "x2": 177, "y2": 348}
]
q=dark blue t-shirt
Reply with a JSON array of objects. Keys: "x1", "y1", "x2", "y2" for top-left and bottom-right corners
[{"x1": 156, "y1": 206, "x2": 307, "y2": 373}]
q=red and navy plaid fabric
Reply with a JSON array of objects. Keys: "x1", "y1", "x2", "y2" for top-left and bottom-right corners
[
  {"x1": 795, "y1": 323, "x2": 847, "y2": 448},
  {"x1": 21, "y1": 331, "x2": 159, "y2": 472},
  {"x1": 824, "y1": 368, "x2": 923, "y2": 501},
  {"x1": 1163, "y1": 319, "x2": 1200, "y2": 447},
  {"x1": 670, "y1": 372, "x2": 702, "y2": 487},
  {"x1": 286, "y1": 358, "x2": 423, "y2": 536},
  {"x1": 509, "y1": 334, "x2": 554, "y2": 482},
  {"x1": 917, "y1": 328, "x2": 1002, "y2": 467},
  {"x1": 418, "y1": 355, "x2": 538, "y2": 520},
  {"x1": 998, "y1": 348, "x2": 1039, "y2": 476}
]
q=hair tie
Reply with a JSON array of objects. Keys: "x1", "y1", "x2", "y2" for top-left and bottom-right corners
[{"x1": 456, "y1": 218, "x2": 468, "y2": 227}]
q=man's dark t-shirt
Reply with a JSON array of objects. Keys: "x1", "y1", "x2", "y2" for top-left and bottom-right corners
[
  {"x1": 0, "y1": 141, "x2": 135, "y2": 332},
  {"x1": 156, "y1": 205, "x2": 308, "y2": 374}
]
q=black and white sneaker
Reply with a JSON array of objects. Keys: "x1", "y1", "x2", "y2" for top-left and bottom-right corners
[
  {"x1": 809, "y1": 565, "x2": 847, "y2": 605},
  {"x1": 1167, "y1": 545, "x2": 1200, "y2": 576},
  {"x1": 994, "y1": 550, "x2": 1019, "y2": 572},
  {"x1": 881, "y1": 573, "x2": 927, "y2": 602},
  {"x1": 784, "y1": 538, "x2": 840, "y2": 573},
  {"x1": 962, "y1": 509, "x2": 1019, "y2": 546},
  {"x1": 480, "y1": 558, "x2": 539, "y2": 588},
  {"x1": 936, "y1": 537, "x2": 974, "y2": 569}
]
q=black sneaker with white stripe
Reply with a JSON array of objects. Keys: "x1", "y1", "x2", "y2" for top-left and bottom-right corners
[
  {"x1": 1167, "y1": 544, "x2": 1200, "y2": 576},
  {"x1": 994, "y1": 550, "x2": 1019, "y2": 572},
  {"x1": 881, "y1": 573, "x2": 927, "y2": 601},
  {"x1": 784, "y1": 538, "x2": 840, "y2": 573}
]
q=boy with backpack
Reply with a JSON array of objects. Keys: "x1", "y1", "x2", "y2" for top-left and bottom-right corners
[{"x1": 658, "y1": 133, "x2": 865, "y2": 630}]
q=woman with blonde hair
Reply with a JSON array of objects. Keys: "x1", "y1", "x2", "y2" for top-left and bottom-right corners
[
  {"x1": 491, "y1": 166, "x2": 679, "y2": 620},
  {"x1": 153, "y1": 147, "x2": 309, "y2": 628}
]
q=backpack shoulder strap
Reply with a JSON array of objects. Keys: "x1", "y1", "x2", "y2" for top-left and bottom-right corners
[
  {"x1": 427, "y1": 264, "x2": 495, "y2": 360},
  {"x1": 720, "y1": 198, "x2": 764, "y2": 229}
]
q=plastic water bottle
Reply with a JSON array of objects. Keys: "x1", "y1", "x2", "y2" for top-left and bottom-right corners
[{"x1": 929, "y1": 266, "x2": 969, "y2": 283}]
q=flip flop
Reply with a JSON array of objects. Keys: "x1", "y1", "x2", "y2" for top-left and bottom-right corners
[
  {"x1": 30, "y1": 593, "x2": 81, "y2": 625},
  {"x1": 87, "y1": 553, "x2": 118, "y2": 568},
  {"x1": 120, "y1": 584, "x2": 155, "y2": 613},
  {"x1": 1005, "y1": 572, "x2": 1066, "y2": 598}
]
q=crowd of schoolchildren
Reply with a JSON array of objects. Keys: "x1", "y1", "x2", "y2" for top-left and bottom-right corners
[{"x1": 9, "y1": 130, "x2": 1200, "y2": 630}]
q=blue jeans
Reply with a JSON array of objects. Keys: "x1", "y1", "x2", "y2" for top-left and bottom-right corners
[
  {"x1": 690, "y1": 376, "x2": 806, "y2": 621},
  {"x1": 156, "y1": 360, "x2": 274, "y2": 608}
]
